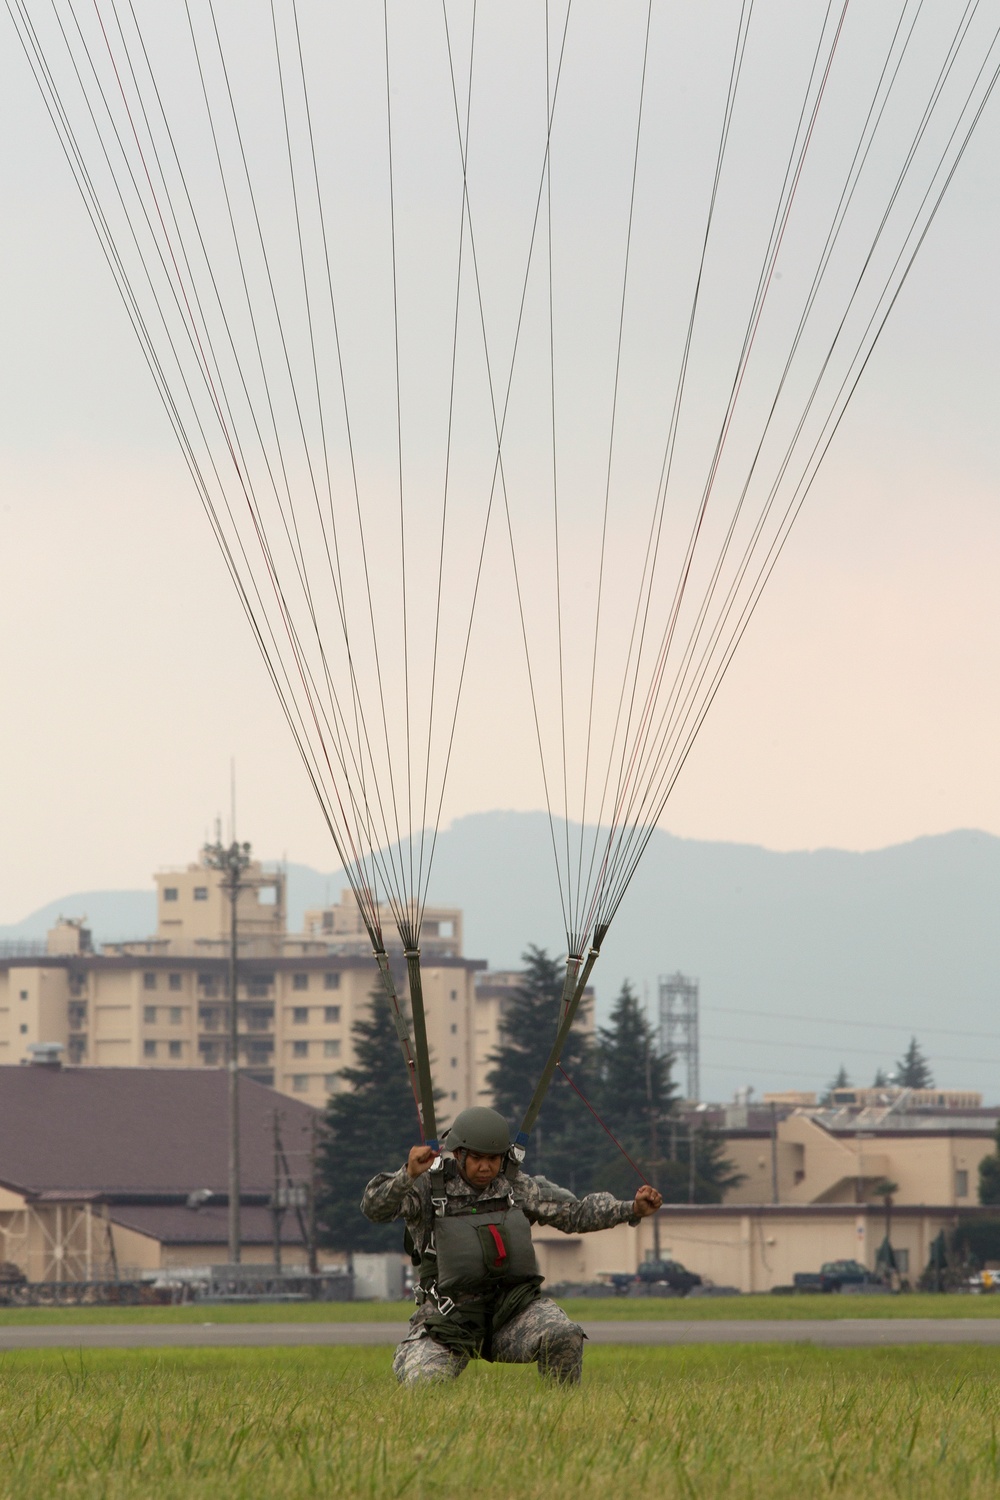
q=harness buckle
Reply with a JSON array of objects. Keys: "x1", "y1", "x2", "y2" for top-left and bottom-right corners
[{"x1": 431, "y1": 1287, "x2": 455, "y2": 1317}]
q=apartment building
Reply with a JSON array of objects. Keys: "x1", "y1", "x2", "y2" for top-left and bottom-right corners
[{"x1": 0, "y1": 852, "x2": 484, "y2": 1112}]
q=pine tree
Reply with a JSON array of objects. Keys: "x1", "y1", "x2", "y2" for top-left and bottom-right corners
[
  {"x1": 486, "y1": 946, "x2": 605, "y2": 1193},
  {"x1": 821, "y1": 1068, "x2": 851, "y2": 1104},
  {"x1": 590, "y1": 981, "x2": 676, "y2": 1198},
  {"x1": 316, "y1": 991, "x2": 426, "y2": 1251},
  {"x1": 895, "y1": 1037, "x2": 933, "y2": 1089},
  {"x1": 873, "y1": 1068, "x2": 889, "y2": 1087}
]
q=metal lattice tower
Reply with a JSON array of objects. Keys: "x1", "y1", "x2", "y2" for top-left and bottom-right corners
[{"x1": 658, "y1": 972, "x2": 700, "y2": 1103}]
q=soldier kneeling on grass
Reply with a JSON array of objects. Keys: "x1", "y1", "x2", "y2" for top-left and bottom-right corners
[{"x1": 361, "y1": 1106, "x2": 662, "y2": 1387}]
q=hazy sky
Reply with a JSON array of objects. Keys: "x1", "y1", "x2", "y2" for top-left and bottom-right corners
[{"x1": 1, "y1": 1, "x2": 999, "y2": 929}]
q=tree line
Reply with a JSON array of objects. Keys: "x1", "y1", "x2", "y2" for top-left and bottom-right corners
[{"x1": 317, "y1": 945, "x2": 739, "y2": 1252}]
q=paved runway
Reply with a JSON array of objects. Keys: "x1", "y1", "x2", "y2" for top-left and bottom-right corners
[{"x1": 3, "y1": 1319, "x2": 1000, "y2": 1350}]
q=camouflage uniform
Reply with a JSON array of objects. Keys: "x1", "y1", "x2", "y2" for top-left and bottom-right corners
[{"x1": 362, "y1": 1162, "x2": 638, "y2": 1386}]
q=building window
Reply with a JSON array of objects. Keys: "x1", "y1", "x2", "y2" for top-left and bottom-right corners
[
  {"x1": 292, "y1": 973, "x2": 309, "y2": 992},
  {"x1": 163, "y1": 888, "x2": 178, "y2": 902},
  {"x1": 143, "y1": 973, "x2": 157, "y2": 991},
  {"x1": 168, "y1": 1040, "x2": 182, "y2": 1059},
  {"x1": 169, "y1": 1007, "x2": 182, "y2": 1025},
  {"x1": 324, "y1": 1039, "x2": 341, "y2": 1058},
  {"x1": 168, "y1": 973, "x2": 182, "y2": 992},
  {"x1": 324, "y1": 1005, "x2": 341, "y2": 1024},
  {"x1": 292, "y1": 1040, "x2": 309, "y2": 1059},
  {"x1": 323, "y1": 972, "x2": 340, "y2": 990},
  {"x1": 199, "y1": 1039, "x2": 220, "y2": 1063},
  {"x1": 956, "y1": 1170, "x2": 969, "y2": 1198},
  {"x1": 324, "y1": 1074, "x2": 339, "y2": 1091},
  {"x1": 450, "y1": 1057, "x2": 458, "y2": 1069},
  {"x1": 144, "y1": 1040, "x2": 157, "y2": 1058},
  {"x1": 19, "y1": 1024, "x2": 27, "y2": 1035},
  {"x1": 450, "y1": 990, "x2": 457, "y2": 1001},
  {"x1": 292, "y1": 1007, "x2": 308, "y2": 1024},
  {"x1": 450, "y1": 1023, "x2": 457, "y2": 1035},
  {"x1": 200, "y1": 1007, "x2": 219, "y2": 1031},
  {"x1": 895, "y1": 1248, "x2": 910, "y2": 1275},
  {"x1": 450, "y1": 1091, "x2": 458, "y2": 1101},
  {"x1": 292, "y1": 1075, "x2": 308, "y2": 1093},
  {"x1": 193, "y1": 886, "x2": 208, "y2": 901},
  {"x1": 19, "y1": 990, "x2": 28, "y2": 1001},
  {"x1": 247, "y1": 975, "x2": 274, "y2": 998},
  {"x1": 144, "y1": 1006, "x2": 157, "y2": 1025}
]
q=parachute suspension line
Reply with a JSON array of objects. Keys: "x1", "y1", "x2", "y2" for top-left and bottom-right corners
[
  {"x1": 556, "y1": 1065, "x2": 649, "y2": 1186},
  {"x1": 401, "y1": 938, "x2": 438, "y2": 1147},
  {"x1": 286, "y1": 0, "x2": 390, "y2": 924},
  {"x1": 437, "y1": 0, "x2": 579, "y2": 943},
  {"x1": 512, "y1": 928, "x2": 607, "y2": 1161},
  {"x1": 592, "y1": 0, "x2": 994, "y2": 932},
  {"x1": 545, "y1": 0, "x2": 572, "y2": 947},
  {"x1": 92, "y1": 0, "x2": 401, "y2": 930},
  {"x1": 372, "y1": 947, "x2": 425, "y2": 1138},
  {"x1": 9, "y1": 1, "x2": 383, "y2": 945},
  {"x1": 572, "y1": 0, "x2": 653, "y2": 951},
  {"x1": 574, "y1": 0, "x2": 754, "y2": 940},
  {"x1": 581, "y1": 0, "x2": 861, "y2": 941},
  {"x1": 414, "y1": 0, "x2": 479, "y2": 934},
  {"x1": 593, "y1": 0, "x2": 848, "y2": 890},
  {"x1": 591, "y1": 11, "x2": 1000, "y2": 939},
  {"x1": 382, "y1": 0, "x2": 414, "y2": 929}
]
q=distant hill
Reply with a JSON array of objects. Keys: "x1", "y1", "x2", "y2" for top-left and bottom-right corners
[{"x1": 4, "y1": 811, "x2": 999, "y2": 1102}]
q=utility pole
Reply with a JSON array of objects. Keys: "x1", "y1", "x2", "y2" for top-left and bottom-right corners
[
  {"x1": 645, "y1": 1038, "x2": 662, "y2": 1260},
  {"x1": 272, "y1": 1109, "x2": 284, "y2": 1271},
  {"x1": 307, "y1": 1115, "x2": 319, "y2": 1275},
  {"x1": 203, "y1": 835, "x2": 252, "y2": 1264},
  {"x1": 770, "y1": 1101, "x2": 779, "y2": 1205},
  {"x1": 688, "y1": 1121, "x2": 697, "y2": 1204}
]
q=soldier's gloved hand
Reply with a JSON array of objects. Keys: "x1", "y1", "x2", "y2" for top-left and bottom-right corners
[
  {"x1": 406, "y1": 1145, "x2": 438, "y2": 1180},
  {"x1": 633, "y1": 1185, "x2": 663, "y2": 1217}
]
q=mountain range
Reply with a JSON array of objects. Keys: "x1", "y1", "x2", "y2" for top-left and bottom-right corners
[{"x1": 3, "y1": 811, "x2": 998, "y2": 1103}]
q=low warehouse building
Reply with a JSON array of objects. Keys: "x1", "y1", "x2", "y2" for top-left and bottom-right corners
[{"x1": 0, "y1": 1062, "x2": 321, "y2": 1281}]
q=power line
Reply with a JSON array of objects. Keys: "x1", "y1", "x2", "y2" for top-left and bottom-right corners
[{"x1": 704, "y1": 1005, "x2": 1000, "y2": 1043}]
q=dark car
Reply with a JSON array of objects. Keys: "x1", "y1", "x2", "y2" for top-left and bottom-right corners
[
  {"x1": 793, "y1": 1259, "x2": 884, "y2": 1293},
  {"x1": 635, "y1": 1258, "x2": 703, "y2": 1294}
]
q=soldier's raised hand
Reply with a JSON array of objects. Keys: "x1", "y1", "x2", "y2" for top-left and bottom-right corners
[
  {"x1": 406, "y1": 1145, "x2": 438, "y2": 1179},
  {"x1": 633, "y1": 1185, "x2": 663, "y2": 1217}
]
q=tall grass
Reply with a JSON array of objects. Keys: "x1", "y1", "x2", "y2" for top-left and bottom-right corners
[{"x1": 2, "y1": 1345, "x2": 1000, "y2": 1497}]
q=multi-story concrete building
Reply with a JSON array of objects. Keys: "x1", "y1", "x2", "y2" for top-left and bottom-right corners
[
  {"x1": 473, "y1": 969, "x2": 595, "y2": 1104},
  {"x1": 0, "y1": 852, "x2": 485, "y2": 1113}
]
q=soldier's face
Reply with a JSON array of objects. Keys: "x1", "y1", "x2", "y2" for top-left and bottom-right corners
[{"x1": 460, "y1": 1149, "x2": 503, "y2": 1188}]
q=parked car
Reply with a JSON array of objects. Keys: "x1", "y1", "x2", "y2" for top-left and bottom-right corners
[
  {"x1": 793, "y1": 1259, "x2": 884, "y2": 1293},
  {"x1": 635, "y1": 1258, "x2": 703, "y2": 1294}
]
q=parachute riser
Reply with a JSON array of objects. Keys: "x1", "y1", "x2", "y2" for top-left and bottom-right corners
[
  {"x1": 404, "y1": 946, "x2": 438, "y2": 1149},
  {"x1": 507, "y1": 930, "x2": 607, "y2": 1180},
  {"x1": 372, "y1": 947, "x2": 426, "y2": 1137}
]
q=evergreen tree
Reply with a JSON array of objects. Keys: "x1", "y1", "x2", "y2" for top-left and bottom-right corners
[
  {"x1": 979, "y1": 1122, "x2": 1000, "y2": 1206},
  {"x1": 821, "y1": 1066, "x2": 851, "y2": 1104},
  {"x1": 873, "y1": 1068, "x2": 889, "y2": 1087},
  {"x1": 895, "y1": 1037, "x2": 933, "y2": 1089},
  {"x1": 316, "y1": 992, "x2": 427, "y2": 1251},
  {"x1": 590, "y1": 981, "x2": 676, "y2": 1198},
  {"x1": 486, "y1": 946, "x2": 605, "y2": 1193}
]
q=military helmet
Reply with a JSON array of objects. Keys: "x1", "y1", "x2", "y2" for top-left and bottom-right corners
[{"x1": 445, "y1": 1106, "x2": 511, "y2": 1155}]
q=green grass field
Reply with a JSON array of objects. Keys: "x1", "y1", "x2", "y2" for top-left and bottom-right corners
[
  {"x1": 1, "y1": 1344, "x2": 1000, "y2": 1497},
  {"x1": 1, "y1": 1292, "x2": 999, "y2": 1325}
]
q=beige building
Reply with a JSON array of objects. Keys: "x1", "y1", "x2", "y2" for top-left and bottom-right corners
[
  {"x1": 720, "y1": 1110, "x2": 995, "y2": 1210},
  {"x1": 0, "y1": 852, "x2": 485, "y2": 1113},
  {"x1": 531, "y1": 1202, "x2": 978, "y2": 1292}
]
